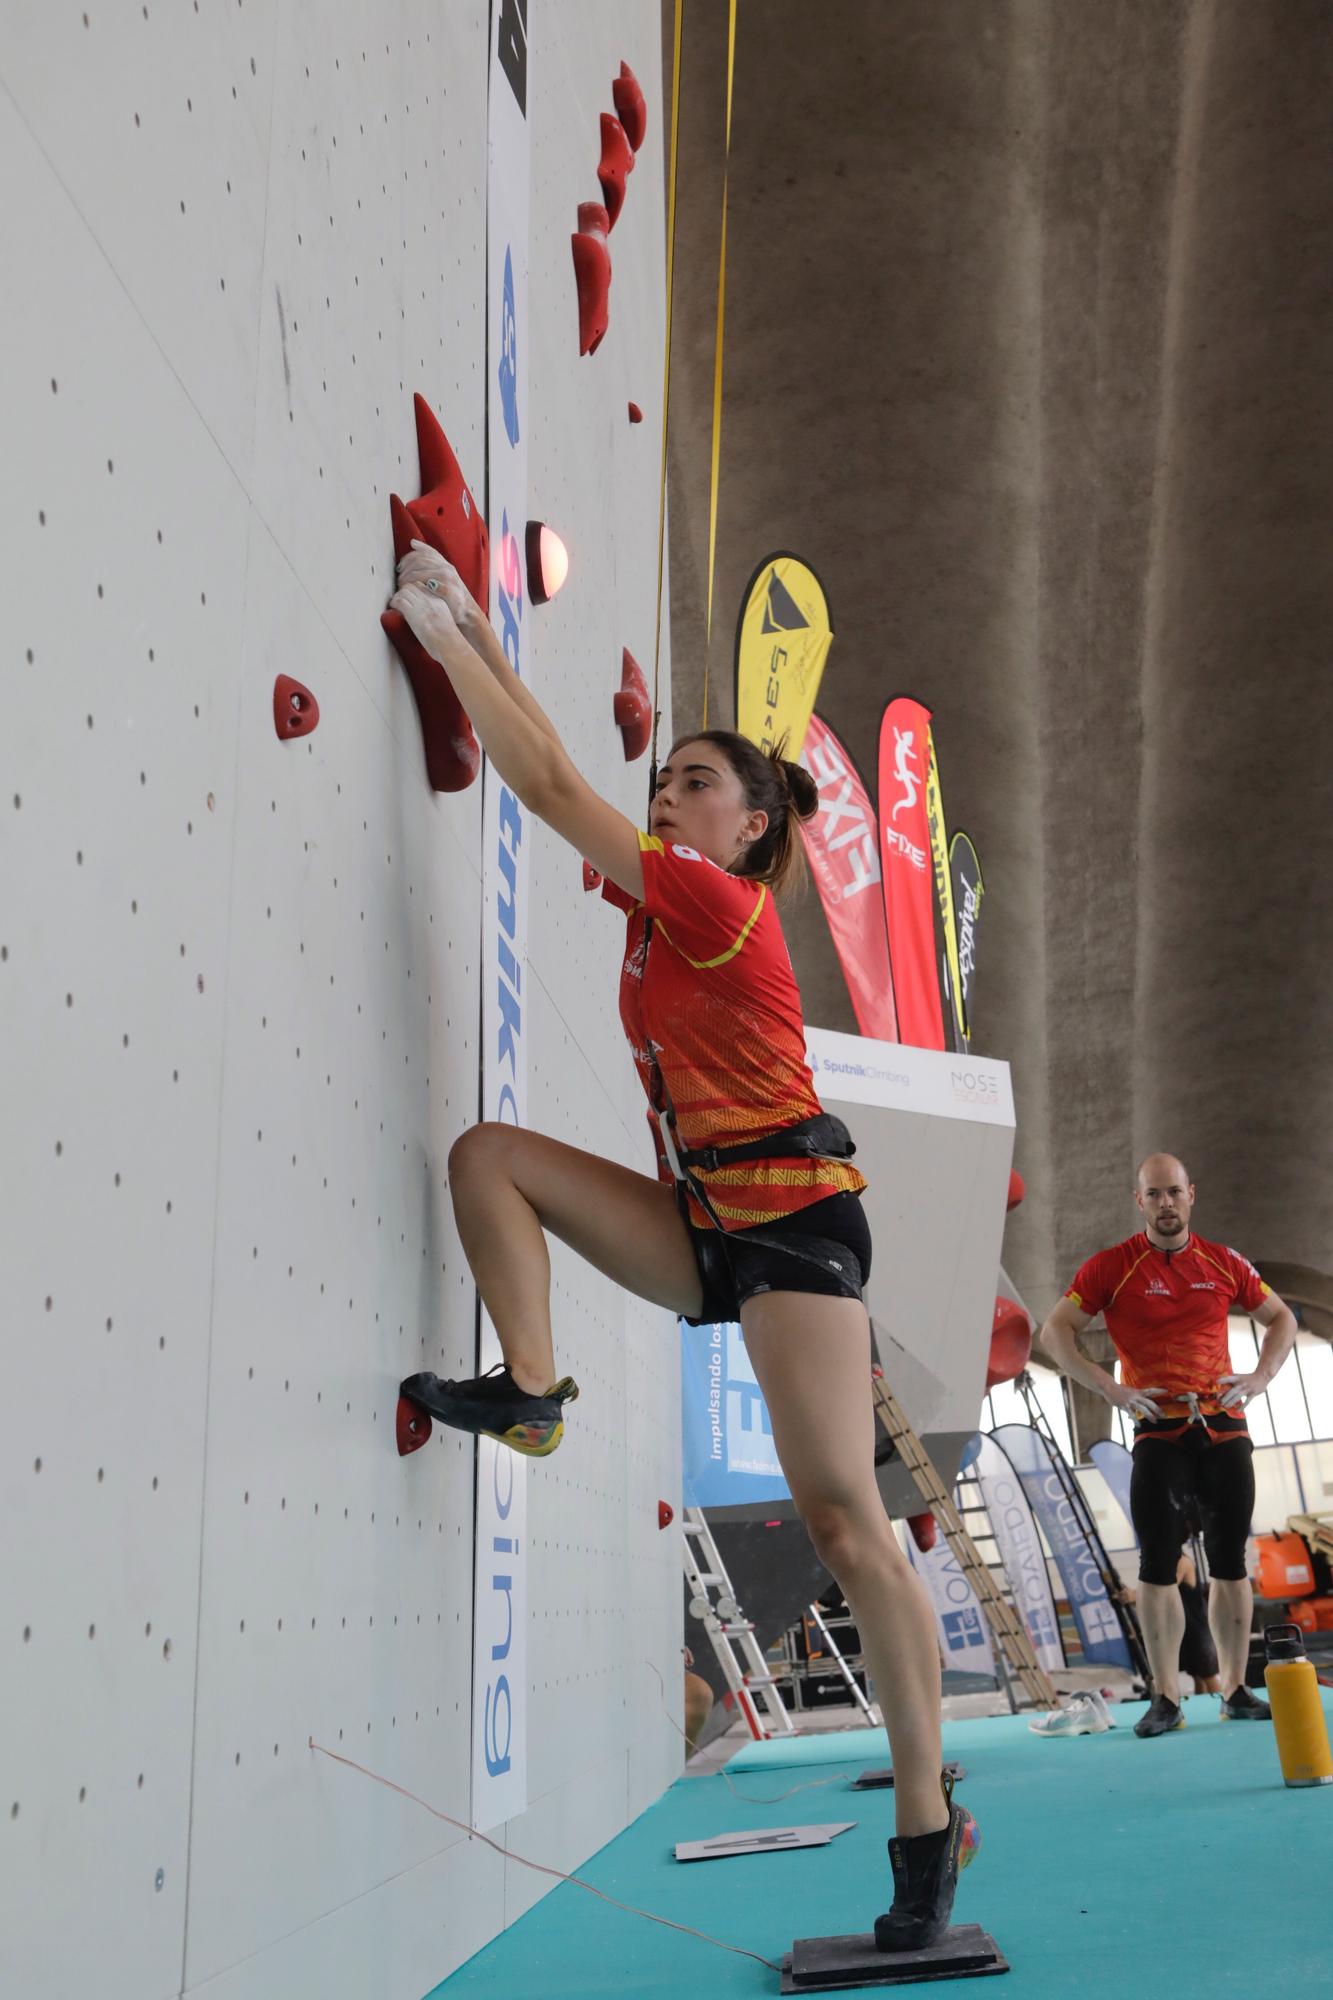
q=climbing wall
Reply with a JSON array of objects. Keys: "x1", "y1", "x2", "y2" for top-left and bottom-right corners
[{"x1": 0, "y1": 5, "x2": 672, "y2": 1997}]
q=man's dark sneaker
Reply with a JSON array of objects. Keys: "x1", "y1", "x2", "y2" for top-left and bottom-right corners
[
  {"x1": 1220, "y1": 1684, "x2": 1272, "y2": 1721},
  {"x1": 1133, "y1": 1694, "x2": 1186, "y2": 1737},
  {"x1": 873, "y1": 1773, "x2": 981, "y2": 1953},
  {"x1": 399, "y1": 1363, "x2": 578, "y2": 1457}
]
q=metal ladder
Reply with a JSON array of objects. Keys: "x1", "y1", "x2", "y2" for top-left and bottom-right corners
[
  {"x1": 801, "y1": 1597, "x2": 877, "y2": 1722},
  {"x1": 871, "y1": 1368, "x2": 1059, "y2": 1709},
  {"x1": 682, "y1": 1507, "x2": 795, "y2": 1738}
]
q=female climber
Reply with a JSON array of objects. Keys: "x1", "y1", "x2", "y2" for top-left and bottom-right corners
[{"x1": 390, "y1": 540, "x2": 979, "y2": 1950}]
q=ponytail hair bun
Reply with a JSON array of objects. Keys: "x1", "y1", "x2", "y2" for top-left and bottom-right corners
[{"x1": 775, "y1": 753, "x2": 819, "y2": 822}]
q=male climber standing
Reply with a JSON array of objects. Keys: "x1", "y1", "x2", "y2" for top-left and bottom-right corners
[{"x1": 1041, "y1": 1154, "x2": 1298, "y2": 1738}]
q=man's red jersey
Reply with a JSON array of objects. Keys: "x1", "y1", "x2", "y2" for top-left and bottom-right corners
[
  {"x1": 1064, "y1": 1232, "x2": 1270, "y2": 1407},
  {"x1": 603, "y1": 832, "x2": 866, "y2": 1230}
]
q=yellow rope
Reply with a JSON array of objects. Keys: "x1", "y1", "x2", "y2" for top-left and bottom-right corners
[
  {"x1": 651, "y1": 0, "x2": 685, "y2": 781},
  {"x1": 702, "y1": 0, "x2": 738, "y2": 731}
]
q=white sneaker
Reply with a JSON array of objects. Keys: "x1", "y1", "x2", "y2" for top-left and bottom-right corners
[
  {"x1": 1028, "y1": 1694, "x2": 1110, "y2": 1737},
  {"x1": 1086, "y1": 1689, "x2": 1117, "y2": 1729}
]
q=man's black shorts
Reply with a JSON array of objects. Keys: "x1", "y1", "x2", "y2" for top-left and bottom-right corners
[
  {"x1": 1130, "y1": 1425, "x2": 1254, "y2": 1584},
  {"x1": 680, "y1": 1189, "x2": 872, "y2": 1328}
]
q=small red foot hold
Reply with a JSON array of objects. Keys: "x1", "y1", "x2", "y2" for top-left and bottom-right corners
[
  {"x1": 658, "y1": 1499, "x2": 674, "y2": 1530},
  {"x1": 598, "y1": 113, "x2": 635, "y2": 228},
  {"x1": 614, "y1": 648, "x2": 652, "y2": 761},
  {"x1": 397, "y1": 1395, "x2": 432, "y2": 1457},
  {"x1": 613, "y1": 62, "x2": 647, "y2": 153},
  {"x1": 572, "y1": 202, "x2": 611, "y2": 356},
  {"x1": 274, "y1": 675, "x2": 319, "y2": 741},
  {"x1": 627, "y1": 401, "x2": 643, "y2": 424},
  {"x1": 582, "y1": 859, "x2": 603, "y2": 893},
  {"x1": 1006, "y1": 1167, "x2": 1026, "y2": 1211}
]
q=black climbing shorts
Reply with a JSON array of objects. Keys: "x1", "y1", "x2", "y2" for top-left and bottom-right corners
[
  {"x1": 1130, "y1": 1426, "x2": 1255, "y2": 1584},
  {"x1": 680, "y1": 1189, "x2": 873, "y2": 1328}
]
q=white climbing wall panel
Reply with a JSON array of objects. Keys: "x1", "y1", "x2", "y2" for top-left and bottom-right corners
[{"x1": 0, "y1": 4, "x2": 673, "y2": 1996}]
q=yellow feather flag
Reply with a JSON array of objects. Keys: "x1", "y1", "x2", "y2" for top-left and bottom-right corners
[{"x1": 733, "y1": 554, "x2": 834, "y2": 761}]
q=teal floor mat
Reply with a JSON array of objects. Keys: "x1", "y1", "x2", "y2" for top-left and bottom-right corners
[{"x1": 430, "y1": 1692, "x2": 1333, "y2": 1997}]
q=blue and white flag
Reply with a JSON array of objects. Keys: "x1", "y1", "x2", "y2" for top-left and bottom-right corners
[
  {"x1": 973, "y1": 1432, "x2": 1065, "y2": 1671},
  {"x1": 991, "y1": 1424, "x2": 1131, "y2": 1668},
  {"x1": 906, "y1": 1527, "x2": 996, "y2": 1676},
  {"x1": 1089, "y1": 1438, "x2": 1137, "y2": 1547}
]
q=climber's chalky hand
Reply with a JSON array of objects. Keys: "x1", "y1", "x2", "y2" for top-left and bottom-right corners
[{"x1": 396, "y1": 541, "x2": 479, "y2": 632}]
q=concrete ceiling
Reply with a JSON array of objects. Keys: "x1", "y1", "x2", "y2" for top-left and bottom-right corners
[{"x1": 662, "y1": 0, "x2": 1333, "y2": 1328}]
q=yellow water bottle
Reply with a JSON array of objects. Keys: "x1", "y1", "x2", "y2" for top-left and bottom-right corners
[{"x1": 1263, "y1": 1623, "x2": 1333, "y2": 1788}]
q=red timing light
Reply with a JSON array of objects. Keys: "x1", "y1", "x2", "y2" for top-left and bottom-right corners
[{"x1": 526, "y1": 521, "x2": 569, "y2": 604}]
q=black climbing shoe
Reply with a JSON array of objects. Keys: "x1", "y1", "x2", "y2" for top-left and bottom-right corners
[
  {"x1": 1220, "y1": 1684, "x2": 1272, "y2": 1721},
  {"x1": 399, "y1": 1363, "x2": 578, "y2": 1457},
  {"x1": 1133, "y1": 1694, "x2": 1186, "y2": 1737},
  {"x1": 874, "y1": 1773, "x2": 981, "y2": 1953}
]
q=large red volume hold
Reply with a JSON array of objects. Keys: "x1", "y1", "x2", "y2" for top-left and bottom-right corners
[
  {"x1": 613, "y1": 62, "x2": 647, "y2": 152},
  {"x1": 571, "y1": 201, "x2": 611, "y2": 356},
  {"x1": 383, "y1": 493, "x2": 481, "y2": 793},
  {"x1": 614, "y1": 648, "x2": 652, "y2": 761},
  {"x1": 408, "y1": 393, "x2": 489, "y2": 610},
  {"x1": 598, "y1": 113, "x2": 635, "y2": 228}
]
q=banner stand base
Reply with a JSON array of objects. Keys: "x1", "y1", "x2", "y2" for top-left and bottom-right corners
[{"x1": 781, "y1": 1923, "x2": 1008, "y2": 1991}]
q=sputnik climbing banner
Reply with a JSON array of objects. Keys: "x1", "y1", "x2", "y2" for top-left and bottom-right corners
[
  {"x1": 734, "y1": 553, "x2": 834, "y2": 762},
  {"x1": 878, "y1": 696, "x2": 946, "y2": 1050},
  {"x1": 948, "y1": 831, "x2": 985, "y2": 1050},
  {"x1": 798, "y1": 713, "x2": 898, "y2": 1040},
  {"x1": 474, "y1": 0, "x2": 531, "y2": 1835}
]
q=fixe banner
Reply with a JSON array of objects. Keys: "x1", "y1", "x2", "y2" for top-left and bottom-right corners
[
  {"x1": 734, "y1": 553, "x2": 834, "y2": 763},
  {"x1": 878, "y1": 696, "x2": 946, "y2": 1050},
  {"x1": 948, "y1": 831, "x2": 985, "y2": 1050},
  {"x1": 798, "y1": 713, "x2": 898, "y2": 1040},
  {"x1": 925, "y1": 730, "x2": 963, "y2": 1053}
]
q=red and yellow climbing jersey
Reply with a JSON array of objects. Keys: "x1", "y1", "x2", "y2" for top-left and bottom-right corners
[
  {"x1": 603, "y1": 831, "x2": 867, "y2": 1230},
  {"x1": 1064, "y1": 1232, "x2": 1270, "y2": 1407}
]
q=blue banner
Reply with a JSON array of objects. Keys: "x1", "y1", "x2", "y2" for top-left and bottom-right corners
[
  {"x1": 1089, "y1": 1438, "x2": 1137, "y2": 1547},
  {"x1": 680, "y1": 1320, "x2": 791, "y2": 1509},
  {"x1": 991, "y1": 1424, "x2": 1131, "y2": 1668}
]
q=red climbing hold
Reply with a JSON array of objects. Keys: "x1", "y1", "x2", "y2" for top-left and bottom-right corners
[
  {"x1": 614, "y1": 648, "x2": 652, "y2": 762},
  {"x1": 1006, "y1": 1168, "x2": 1025, "y2": 1212},
  {"x1": 597, "y1": 113, "x2": 635, "y2": 229},
  {"x1": 407, "y1": 393, "x2": 489, "y2": 612},
  {"x1": 582, "y1": 860, "x2": 603, "y2": 893},
  {"x1": 382, "y1": 496, "x2": 480, "y2": 793},
  {"x1": 627, "y1": 401, "x2": 644, "y2": 424},
  {"x1": 907, "y1": 1511, "x2": 937, "y2": 1554},
  {"x1": 273, "y1": 675, "x2": 319, "y2": 742},
  {"x1": 613, "y1": 62, "x2": 647, "y2": 153},
  {"x1": 571, "y1": 202, "x2": 611, "y2": 356},
  {"x1": 397, "y1": 1396, "x2": 432, "y2": 1457},
  {"x1": 658, "y1": 1500, "x2": 674, "y2": 1530},
  {"x1": 986, "y1": 1297, "x2": 1032, "y2": 1390}
]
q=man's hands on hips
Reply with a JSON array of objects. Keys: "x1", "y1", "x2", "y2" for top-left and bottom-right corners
[
  {"x1": 1217, "y1": 1371, "x2": 1268, "y2": 1411},
  {"x1": 1107, "y1": 1382, "x2": 1168, "y2": 1422}
]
